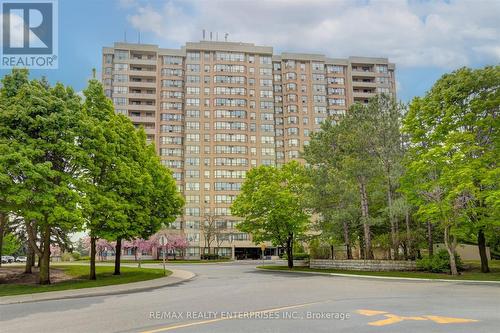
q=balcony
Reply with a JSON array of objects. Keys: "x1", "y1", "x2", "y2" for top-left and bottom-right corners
[
  {"x1": 128, "y1": 103, "x2": 156, "y2": 111},
  {"x1": 128, "y1": 92, "x2": 157, "y2": 100},
  {"x1": 128, "y1": 81, "x2": 157, "y2": 89},
  {"x1": 128, "y1": 69, "x2": 157, "y2": 77},
  {"x1": 127, "y1": 58, "x2": 157, "y2": 66},
  {"x1": 353, "y1": 91, "x2": 376, "y2": 99},
  {"x1": 351, "y1": 70, "x2": 375, "y2": 77},
  {"x1": 352, "y1": 81, "x2": 377, "y2": 88},
  {"x1": 129, "y1": 116, "x2": 156, "y2": 123}
]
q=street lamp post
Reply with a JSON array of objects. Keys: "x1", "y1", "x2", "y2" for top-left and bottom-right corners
[
  {"x1": 160, "y1": 236, "x2": 168, "y2": 276},
  {"x1": 260, "y1": 244, "x2": 266, "y2": 266}
]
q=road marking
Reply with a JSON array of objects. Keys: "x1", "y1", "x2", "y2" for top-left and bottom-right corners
[
  {"x1": 356, "y1": 309, "x2": 479, "y2": 327},
  {"x1": 356, "y1": 309, "x2": 388, "y2": 316},
  {"x1": 425, "y1": 315, "x2": 479, "y2": 324},
  {"x1": 368, "y1": 314, "x2": 427, "y2": 326},
  {"x1": 140, "y1": 301, "x2": 324, "y2": 333}
]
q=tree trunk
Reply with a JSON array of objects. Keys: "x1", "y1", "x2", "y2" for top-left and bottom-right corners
[
  {"x1": 427, "y1": 221, "x2": 433, "y2": 257},
  {"x1": 330, "y1": 245, "x2": 334, "y2": 260},
  {"x1": 478, "y1": 228, "x2": 490, "y2": 273},
  {"x1": 359, "y1": 179, "x2": 373, "y2": 259},
  {"x1": 38, "y1": 225, "x2": 51, "y2": 285},
  {"x1": 342, "y1": 220, "x2": 352, "y2": 259},
  {"x1": 114, "y1": 238, "x2": 122, "y2": 275},
  {"x1": 286, "y1": 235, "x2": 294, "y2": 269},
  {"x1": 405, "y1": 211, "x2": 412, "y2": 260},
  {"x1": 0, "y1": 212, "x2": 5, "y2": 268},
  {"x1": 25, "y1": 244, "x2": 34, "y2": 274},
  {"x1": 387, "y1": 188, "x2": 398, "y2": 260},
  {"x1": 444, "y1": 225, "x2": 458, "y2": 276},
  {"x1": 89, "y1": 236, "x2": 97, "y2": 280}
]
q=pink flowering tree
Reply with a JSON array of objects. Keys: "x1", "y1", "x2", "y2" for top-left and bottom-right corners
[
  {"x1": 151, "y1": 231, "x2": 189, "y2": 260},
  {"x1": 123, "y1": 238, "x2": 153, "y2": 267},
  {"x1": 83, "y1": 237, "x2": 114, "y2": 261},
  {"x1": 50, "y1": 244, "x2": 62, "y2": 261}
]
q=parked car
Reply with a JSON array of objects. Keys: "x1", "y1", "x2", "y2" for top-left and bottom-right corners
[
  {"x1": 15, "y1": 256, "x2": 27, "y2": 263},
  {"x1": 1, "y1": 256, "x2": 15, "y2": 263}
]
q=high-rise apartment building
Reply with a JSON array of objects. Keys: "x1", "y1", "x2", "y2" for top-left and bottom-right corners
[{"x1": 102, "y1": 41, "x2": 396, "y2": 259}]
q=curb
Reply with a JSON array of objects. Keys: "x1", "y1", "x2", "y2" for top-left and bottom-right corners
[
  {"x1": 0, "y1": 269, "x2": 195, "y2": 305},
  {"x1": 256, "y1": 267, "x2": 500, "y2": 285}
]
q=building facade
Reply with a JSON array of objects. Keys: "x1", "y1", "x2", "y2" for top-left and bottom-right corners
[{"x1": 102, "y1": 41, "x2": 396, "y2": 259}]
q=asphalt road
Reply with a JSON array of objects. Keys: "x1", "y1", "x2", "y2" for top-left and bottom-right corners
[{"x1": 0, "y1": 263, "x2": 499, "y2": 333}]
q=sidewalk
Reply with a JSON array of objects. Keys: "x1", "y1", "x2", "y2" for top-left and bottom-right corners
[
  {"x1": 0, "y1": 268, "x2": 195, "y2": 305},
  {"x1": 257, "y1": 267, "x2": 500, "y2": 285}
]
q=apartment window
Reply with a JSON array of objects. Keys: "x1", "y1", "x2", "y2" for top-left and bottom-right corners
[
  {"x1": 187, "y1": 87, "x2": 200, "y2": 95},
  {"x1": 215, "y1": 52, "x2": 245, "y2": 62},
  {"x1": 114, "y1": 50, "x2": 128, "y2": 60},
  {"x1": 186, "y1": 75, "x2": 200, "y2": 84},
  {"x1": 328, "y1": 88, "x2": 345, "y2": 95},
  {"x1": 312, "y1": 62, "x2": 324, "y2": 71},
  {"x1": 259, "y1": 68, "x2": 272, "y2": 76},
  {"x1": 113, "y1": 86, "x2": 127, "y2": 94},
  {"x1": 186, "y1": 170, "x2": 200, "y2": 178},
  {"x1": 259, "y1": 56, "x2": 271, "y2": 65},
  {"x1": 186, "y1": 98, "x2": 200, "y2": 106},
  {"x1": 163, "y1": 56, "x2": 182, "y2": 65},
  {"x1": 328, "y1": 77, "x2": 344, "y2": 85},
  {"x1": 376, "y1": 65, "x2": 388, "y2": 73},
  {"x1": 113, "y1": 97, "x2": 126, "y2": 105},
  {"x1": 327, "y1": 65, "x2": 344, "y2": 73},
  {"x1": 187, "y1": 52, "x2": 200, "y2": 61},
  {"x1": 114, "y1": 63, "x2": 128, "y2": 71},
  {"x1": 186, "y1": 62, "x2": 202, "y2": 72}
]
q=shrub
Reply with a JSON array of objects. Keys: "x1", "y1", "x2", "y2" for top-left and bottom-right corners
[
  {"x1": 282, "y1": 253, "x2": 310, "y2": 260},
  {"x1": 416, "y1": 249, "x2": 463, "y2": 273},
  {"x1": 71, "y1": 252, "x2": 81, "y2": 261},
  {"x1": 201, "y1": 253, "x2": 220, "y2": 260},
  {"x1": 309, "y1": 239, "x2": 332, "y2": 259},
  {"x1": 61, "y1": 252, "x2": 73, "y2": 262}
]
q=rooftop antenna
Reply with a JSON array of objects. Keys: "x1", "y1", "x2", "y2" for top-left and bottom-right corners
[
  {"x1": 138, "y1": 31, "x2": 141, "y2": 44},
  {"x1": 202, "y1": 29, "x2": 206, "y2": 40},
  {"x1": 224, "y1": 33, "x2": 228, "y2": 42}
]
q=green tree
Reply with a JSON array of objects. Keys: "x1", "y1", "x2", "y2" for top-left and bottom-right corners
[
  {"x1": 2, "y1": 232, "x2": 21, "y2": 255},
  {"x1": 0, "y1": 69, "x2": 86, "y2": 284},
  {"x1": 231, "y1": 161, "x2": 310, "y2": 268},
  {"x1": 303, "y1": 106, "x2": 382, "y2": 259},
  {"x1": 80, "y1": 78, "x2": 183, "y2": 277},
  {"x1": 403, "y1": 66, "x2": 499, "y2": 275}
]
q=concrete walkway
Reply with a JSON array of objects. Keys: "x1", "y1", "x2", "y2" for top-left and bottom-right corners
[
  {"x1": 0, "y1": 268, "x2": 195, "y2": 305},
  {"x1": 257, "y1": 267, "x2": 500, "y2": 285}
]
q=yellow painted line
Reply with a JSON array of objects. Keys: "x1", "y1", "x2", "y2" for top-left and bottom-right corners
[
  {"x1": 425, "y1": 315, "x2": 479, "y2": 324},
  {"x1": 356, "y1": 309, "x2": 388, "y2": 316},
  {"x1": 140, "y1": 301, "x2": 324, "y2": 333},
  {"x1": 356, "y1": 309, "x2": 479, "y2": 326},
  {"x1": 368, "y1": 314, "x2": 427, "y2": 326}
]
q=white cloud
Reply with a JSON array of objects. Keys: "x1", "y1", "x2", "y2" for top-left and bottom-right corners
[{"x1": 125, "y1": 0, "x2": 500, "y2": 68}]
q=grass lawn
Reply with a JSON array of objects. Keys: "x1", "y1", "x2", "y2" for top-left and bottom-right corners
[
  {"x1": 258, "y1": 260, "x2": 500, "y2": 282},
  {"x1": 0, "y1": 265, "x2": 170, "y2": 297}
]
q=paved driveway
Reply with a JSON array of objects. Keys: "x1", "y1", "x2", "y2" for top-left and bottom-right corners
[{"x1": 0, "y1": 263, "x2": 498, "y2": 332}]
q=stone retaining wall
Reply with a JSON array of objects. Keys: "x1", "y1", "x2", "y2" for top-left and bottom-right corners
[{"x1": 310, "y1": 259, "x2": 417, "y2": 271}]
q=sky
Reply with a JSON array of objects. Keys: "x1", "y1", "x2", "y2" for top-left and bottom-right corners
[{"x1": 1, "y1": 0, "x2": 499, "y2": 102}]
